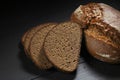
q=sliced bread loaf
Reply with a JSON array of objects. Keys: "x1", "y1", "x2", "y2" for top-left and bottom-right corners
[
  {"x1": 44, "y1": 22, "x2": 82, "y2": 72},
  {"x1": 29, "y1": 23, "x2": 57, "y2": 69}
]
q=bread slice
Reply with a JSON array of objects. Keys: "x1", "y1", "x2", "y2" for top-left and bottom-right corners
[
  {"x1": 24, "y1": 23, "x2": 52, "y2": 56},
  {"x1": 29, "y1": 23, "x2": 57, "y2": 69},
  {"x1": 44, "y1": 22, "x2": 82, "y2": 72}
]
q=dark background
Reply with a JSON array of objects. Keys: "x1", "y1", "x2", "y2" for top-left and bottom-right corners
[{"x1": 0, "y1": 0, "x2": 120, "y2": 80}]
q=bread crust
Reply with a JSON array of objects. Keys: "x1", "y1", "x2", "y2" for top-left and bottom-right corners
[
  {"x1": 21, "y1": 30, "x2": 29, "y2": 45},
  {"x1": 21, "y1": 29, "x2": 31, "y2": 56},
  {"x1": 85, "y1": 33, "x2": 120, "y2": 63},
  {"x1": 72, "y1": 3, "x2": 120, "y2": 63}
]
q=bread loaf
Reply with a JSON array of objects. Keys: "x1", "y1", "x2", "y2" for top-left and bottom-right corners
[
  {"x1": 71, "y1": 3, "x2": 120, "y2": 63},
  {"x1": 85, "y1": 25, "x2": 120, "y2": 63}
]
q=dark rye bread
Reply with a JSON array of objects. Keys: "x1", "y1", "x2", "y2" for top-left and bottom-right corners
[
  {"x1": 29, "y1": 23, "x2": 57, "y2": 69},
  {"x1": 44, "y1": 22, "x2": 82, "y2": 72},
  {"x1": 71, "y1": 3, "x2": 120, "y2": 63},
  {"x1": 24, "y1": 23, "x2": 53, "y2": 56}
]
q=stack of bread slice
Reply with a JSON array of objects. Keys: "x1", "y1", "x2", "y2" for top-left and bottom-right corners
[{"x1": 21, "y1": 21, "x2": 83, "y2": 72}]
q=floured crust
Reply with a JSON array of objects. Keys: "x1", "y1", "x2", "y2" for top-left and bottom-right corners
[
  {"x1": 72, "y1": 3, "x2": 120, "y2": 63},
  {"x1": 72, "y1": 3, "x2": 120, "y2": 32},
  {"x1": 85, "y1": 32, "x2": 120, "y2": 63},
  {"x1": 98, "y1": 3, "x2": 120, "y2": 32},
  {"x1": 71, "y1": 2, "x2": 120, "y2": 36},
  {"x1": 72, "y1": 3, "x2": 120, "y2": 48}
]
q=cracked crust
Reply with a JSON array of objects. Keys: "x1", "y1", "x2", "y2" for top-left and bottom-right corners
[
  {"x1": 85, "y1": 32, "x2": 120, "y2": 63},
  {"x1": 72, "y1": 3, "x2": 120, "y2": 63}
]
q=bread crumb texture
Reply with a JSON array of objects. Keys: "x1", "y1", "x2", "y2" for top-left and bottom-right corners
[
  {"x1": 44, "y1": 22, "x2": 82, "y2": 72},
  {"x1": 29, "y1": 23, "x2": 57, "y2": 69}
]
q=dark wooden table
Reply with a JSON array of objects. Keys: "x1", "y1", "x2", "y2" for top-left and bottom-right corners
[{"x1": 0, "y1": 0, "x2": 120, "y2": 80}]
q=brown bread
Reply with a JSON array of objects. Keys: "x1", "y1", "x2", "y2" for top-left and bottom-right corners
[
  {"x1": 29, "y1": 23, "x2": 57, "y2": 69},
  {"x1": 44, "y1": 22, "x2": 82, "y2": 72},
  {"x1": 24, "y1": 23, "x2": 52, "y2": 56},
  {"x1": 71, "y1": 3, "x2": 120, "y2": 63}
]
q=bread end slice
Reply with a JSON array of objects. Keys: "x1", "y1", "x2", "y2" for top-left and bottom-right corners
[{"x1": 21, "y1": 30, "x2": 29, "y2": 46}]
